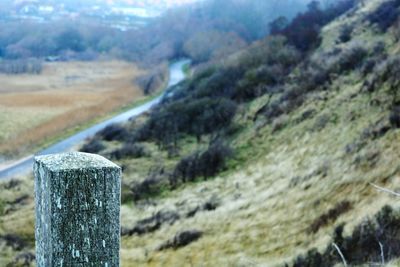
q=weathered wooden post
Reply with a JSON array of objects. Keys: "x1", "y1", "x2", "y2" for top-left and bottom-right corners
[{"x1": 34, "y1": 152, "x2": 121, "y2": 267}]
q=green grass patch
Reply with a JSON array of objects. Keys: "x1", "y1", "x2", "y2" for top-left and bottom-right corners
[{"x1": 0, "y1": 200, "x2": 4, "y2": 217}]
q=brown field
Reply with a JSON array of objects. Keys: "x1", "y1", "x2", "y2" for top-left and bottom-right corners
[{"x1": 0, "y1": 61, "x2": 146, "y2": 158}]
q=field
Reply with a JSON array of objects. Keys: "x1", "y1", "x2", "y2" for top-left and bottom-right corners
[{"x1": 0, "y1": 61, "x2": 147, "y2": 159}]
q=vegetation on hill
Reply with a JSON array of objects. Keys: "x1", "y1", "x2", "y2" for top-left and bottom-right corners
[
  {"x1": 3, "y1": 0, "x2": 400, "y2": 266},
  {"x1": 0, "y1": 0, "x2": 308, "y2": 69},
  {"x1": 79, "y1": 0, "x2": 363, "y2": 205}
]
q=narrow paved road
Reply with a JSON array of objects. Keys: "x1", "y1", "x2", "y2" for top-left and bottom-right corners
[{"x1": 0, "y1": 59, "x2": 190, "y2": 180}]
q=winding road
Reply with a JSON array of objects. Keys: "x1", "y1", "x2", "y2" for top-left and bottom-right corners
[{"x1": 0, "y1": 59, "x2": 190, "y2": 180}]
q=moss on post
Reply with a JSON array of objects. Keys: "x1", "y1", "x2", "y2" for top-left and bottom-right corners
[{"x1": 34, "y1": 152, "x2": 121, "y2": 267}]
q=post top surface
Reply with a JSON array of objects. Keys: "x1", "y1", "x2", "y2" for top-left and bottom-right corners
[{"x1": 35, "y1": 152, "x2": 120, "y2": 172}]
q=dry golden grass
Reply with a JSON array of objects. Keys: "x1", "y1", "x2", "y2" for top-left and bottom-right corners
[
  {"x1": 0, "y1": 61, "x2": 146, "y2": 157},
  {"x1": 115, "y1": 83, "x2": 400, "y2": 267},
  {"x1": 0, "y1": 174, "x2": 35, "y2": 266}
]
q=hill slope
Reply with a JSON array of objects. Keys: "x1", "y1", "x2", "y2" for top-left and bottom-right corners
[{"x1": 110, "y1": 0, "x2": 400, "y2": 265}]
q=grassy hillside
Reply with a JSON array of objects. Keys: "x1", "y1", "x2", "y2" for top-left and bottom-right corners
[{"x1": 2, "y1": 0, "x2": 400, "y2": 266}]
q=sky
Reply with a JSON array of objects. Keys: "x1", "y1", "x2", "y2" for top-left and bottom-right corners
[
  {"x1": 103, "y1": 0, "x2": 200, "y2": 7},
  {"x1": 12, "y1": 0, "x2": 201, "y2": 8}
]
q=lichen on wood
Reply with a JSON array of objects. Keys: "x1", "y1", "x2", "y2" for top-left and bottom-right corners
[{"x1": 34, "y1": 152, "x2": 121, "y2": 267}]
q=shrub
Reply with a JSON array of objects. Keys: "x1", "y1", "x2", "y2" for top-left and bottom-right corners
[
  {"x1": 367, "y1": 0, "x2": 400, "y2": 31},
  {"x1": 130, "y1": 166, "x2": 168, "y2": 201},
  {"x1": 312, "y1": 114, "x2": 331, "y2": 132},
  {"x1": 238, "y1": 36, "x2": 300, "y2": 71},
  {"x1": 80, "y1": 139, "x2": 105, "y2": 154},
  {"x1": 157, "y1": 230, "x2": 203, "y2": 250},
  {"x1": 135, "y1": 112, "x2": 180, "y2": 148},
  {"x1": 298, "y1": 43, "x2": 367, "y2": 91},
  {"x1": 372, "y1": 41, "x2": 387, "y2": 55},
  {"x1": 300, "y1": 63, "x2": 331, "y2": 91},
  {"x1": 257, "y1": 42, "x2": 366, "y2": 123},
  {"x1": 269, "y1": 16, "x2": 289, "y2": 35},
  {"x1": 171, "y1": 152, "x2": 201, "y2": 185},
  {"x1": 293, "y1": 249, "x2": 325, "y2": 267},
  {"x1": 324, "y1": 0, "x2": 358, "y2": 19},
  {"x1": 310, "y1": 42, "x2": 368, "y2": 78},
  {"x1": 393, "y1": 18, "x2": 400, "y2": 41},
  {"x1": 361, "y1": 58, "x2": 378, "y2": 76},
  {"x1": 125, "y1": 210, "x2": 180, "y2": 236},
  {"x1": 183, "y1": 30, "x2": 247, "y2": 63},
  {"x1": 292, "y1": 205, "x2": 400, "y2": 266},
  {"x1": 389, "y1": 106, "x2": 400, "y2": 128},
  {"x1": 233, "y1": 64, "x2": 285, "y2": 102},
  {"x1": 274, "y1": 0, "x2": 357, "y2": 52},
  {"x1": 229, "y1": 38, "x2": 300, "y2": 102},
  {"x1": 308, "y1": 201, "x2": 352, "y2": 233},
  {"x1": 121, "y1": 183, "x2": 134, "y2": 204},
  {"x1": 0, "y1": 199, "x2": 4, "y2": 216},
  {"x1": 192, "y1": 67, "x2": 242, "y2": 99},
  {"x1": 182, "y1": 98, "x2": 237, "y2": 138},
  {"x1": 199, "y1": 142, "x2": 233, "y2": 177},
  {"x1": 131, "y1": 176, "x2": 166, "y2": 201},
  {"x1": 136, "y1": 64, "x2": 168, "y2": 95},
  {"x1": 171, "y1": 142, "x2": 233, "y2": 186},
  {"x1": 139, "y1": 98, "x2": 237, "y2": 147},
  {"x1": 364, "y1": 56, "x2": 400, "y2": 105},
  {"x1": 165, "y1": 37, "x2": 300, "y2": 121},
  {"x1": 97, "y1": 124, "x2": 130, "y2": 142},
  {"x1": 0, "y1": 234, "x2": 27, "y2": 251},
  {"x1": 338, "y1": 24, "x2": 353, "y2": 43},
  {"x1": 189, "y1": 67, "x2": 216, "y2": 88},
  {"x1": 334, "y1": 43, "x2": 368, "y2": 73},
  {"x1": 109, "y1": 143, "x2": 148, "y2": 160},
  {"x1": 6, "y1": 252, "x2": 35, "y2": 267},
  {"x1": 260, "y1": 86, "x2": 307, "y2": 122},
  {"x1": 280, "y1": 2, "x2": 325, "y2": 52}
]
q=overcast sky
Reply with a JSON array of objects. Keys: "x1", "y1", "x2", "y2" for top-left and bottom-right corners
[{"x1": 90, "y1": 0, "x2": 201, "y2": 7}]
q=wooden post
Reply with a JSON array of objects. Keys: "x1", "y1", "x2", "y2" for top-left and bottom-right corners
[{"x1": 34, "y1": 152, "x2": 121, "y2": 267}]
